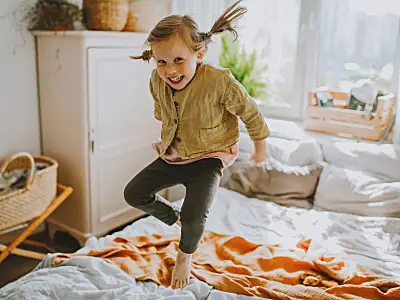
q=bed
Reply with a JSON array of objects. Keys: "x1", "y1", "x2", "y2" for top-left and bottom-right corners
[
  {"x1": 1, "y1": 121, "x2": 400, "y2": 299},
  {"x1": 1, "y1": 186, "x2": 399, "y2": 300}
]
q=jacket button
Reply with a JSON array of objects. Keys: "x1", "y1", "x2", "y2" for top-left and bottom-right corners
[
  {"x1": 176, "y1": 137, "x2": 181, "y2": 142},
  {"x1": 174, "y1": 119, "x2": 178, "y2": 124}
]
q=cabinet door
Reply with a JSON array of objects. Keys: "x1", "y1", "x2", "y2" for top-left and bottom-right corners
[{"x1": 88, "y1": 47, "x2": 161, "y2": 236}]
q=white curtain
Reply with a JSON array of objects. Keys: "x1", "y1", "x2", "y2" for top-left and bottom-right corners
[
  {"x1": 170, "y1": 0, "x2": 234, "y2": 64},
  {"x1": 230, "y1": 0, "x2": 303, "y2": 109},
  {"x1": 317, "y1": 0, "x2": 400, "y2": 94},
  {"x1": 171, "y1": 0, "x2": 232, "y2": 30}
]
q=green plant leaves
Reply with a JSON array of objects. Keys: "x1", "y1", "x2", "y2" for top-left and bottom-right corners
[{"x1": 219, "y1": 35, "x2": 268, "y2": 99}]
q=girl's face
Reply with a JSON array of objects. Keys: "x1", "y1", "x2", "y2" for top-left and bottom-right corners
[{"x1": 152, "y1": 36, "x2": 204, "y2": 90}]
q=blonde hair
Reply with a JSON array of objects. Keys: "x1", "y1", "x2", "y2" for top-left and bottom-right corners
[{"x1": 131, "y1": 0, "x2": 247, "y2": 61}]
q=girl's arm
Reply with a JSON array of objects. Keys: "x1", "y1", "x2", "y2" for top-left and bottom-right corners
[
  {"x1": 149, "y1": 71, "x2": 162, "y2": 121},
  {"x1": 223, "y1": 75, "x2": 269, "y2": 141},
  {"x1": 223, "y1": 72, "x2": 269, "y2": 164}
]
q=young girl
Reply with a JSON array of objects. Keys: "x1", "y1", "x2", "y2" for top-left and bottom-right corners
[{"x1": 124, "y1": 0, "x2": 269, "y2": 290}]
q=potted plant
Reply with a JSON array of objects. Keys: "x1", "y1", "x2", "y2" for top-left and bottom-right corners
[
  {"x1": 219, "y1": 35, "x2": 268, "y2": 99},
  {"x1": 23, "y1": 0, "x2": 83, "y2": 31}
]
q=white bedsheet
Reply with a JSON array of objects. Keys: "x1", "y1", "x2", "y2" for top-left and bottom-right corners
[
  {"x1": 82, "y1": 187, "x2": 400, "y2": 295},
  {"x1": 1, "y1": 187, "x2": 399, "y2": 300}
]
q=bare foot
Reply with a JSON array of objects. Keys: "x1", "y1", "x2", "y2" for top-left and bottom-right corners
[{"x1": 171, "y1": 249, "x2": 192, "y2": 289}]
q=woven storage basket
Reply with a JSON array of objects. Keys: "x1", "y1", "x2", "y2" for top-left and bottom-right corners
[
  {"x1": 126, "y1": 0, "x2": 172, "y2": 32},
  {"x1": 123, "y1": 5, "x2": 138, "y2": 32},
  {"x1": 83, "y1": 0, "x2": 129, "y2": 31},
  {"x1": 0, "y1": 152, "x2": 58, "y2": 232}
]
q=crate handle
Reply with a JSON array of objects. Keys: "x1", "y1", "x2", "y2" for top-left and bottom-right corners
[{"x1": 0, "y1": 152, "x2": 35, "y2": 190}]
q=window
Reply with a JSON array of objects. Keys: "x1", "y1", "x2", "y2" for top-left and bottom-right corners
[
  {"x1": 235, "y1": 0, "x2": 301, "y2": 111},
  {"x1": 231, "y1": 0, "x2": 400, "y2": 123},
  {"x1": 172, "y1": 0, "x2": 304, "y2": 119},
  {"x1": 317, "y1": 0, "x2": 400, "y2": 95},
  {"x1": 316, "y1": 0, "x2": 400, "y2": 143},
  {"x1": 173, "y1": 0, "x2": 400, "y2": 142}
]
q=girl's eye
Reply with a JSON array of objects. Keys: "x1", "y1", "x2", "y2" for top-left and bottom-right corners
[
  {"x1": 157, "y1": 60, "x2": 166, "y2": 65},
  {"x1": 174, "y1": 57, "x2": 183, "y2": 63}
]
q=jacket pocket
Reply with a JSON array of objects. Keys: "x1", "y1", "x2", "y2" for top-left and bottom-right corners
[{"x1": 199, "y1": 122, "x2": 237, "y2": 149}]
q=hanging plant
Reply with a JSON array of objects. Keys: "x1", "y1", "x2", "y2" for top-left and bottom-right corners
[{"x1": 23, "y1": 0, "x2": 83, "y2": 31}]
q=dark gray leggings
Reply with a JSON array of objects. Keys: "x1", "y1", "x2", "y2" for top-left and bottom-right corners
[{"x1": 124, "y1": 157, "x2": 223, "y2": 254}]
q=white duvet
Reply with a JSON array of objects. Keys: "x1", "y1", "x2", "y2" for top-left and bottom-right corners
[{"x1": 1, "y1": 187, "x2": 400, "y2": 300}]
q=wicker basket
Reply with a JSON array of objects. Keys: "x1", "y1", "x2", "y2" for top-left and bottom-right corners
[
  {"x1": 123, "y1": 5, "x2": 138, "y2": 32},
  {"x1": 127, "y1": 0, "x2": 172, "y2": 32},
  {"x1": 0, "y1": 152, "x2": 58, "y2": 232},
  {"x1": 83, "y1": 0, "x2": 129, "y2": 31}
]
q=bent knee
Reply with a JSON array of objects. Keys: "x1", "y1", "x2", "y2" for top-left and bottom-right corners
[
  {"x1": 123, "y1": 179, "x2": 142, "y2": 207},
  {"x1": 124, "y1": 177, "x2": 156, "y2": 208}
]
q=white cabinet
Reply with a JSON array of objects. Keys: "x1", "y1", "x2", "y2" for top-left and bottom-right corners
[{"x1": 33, "y1": 31, "x2": 162, "y2": 245}]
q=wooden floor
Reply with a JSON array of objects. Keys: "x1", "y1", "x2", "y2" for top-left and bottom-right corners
[{"x1": 0, "y1": 229, "x2": 80, "y2": 288}]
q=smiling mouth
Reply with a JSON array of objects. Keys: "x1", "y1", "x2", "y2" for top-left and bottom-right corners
[{"x1": 168, "y1": 75, "x2": 184, "y2": 84}]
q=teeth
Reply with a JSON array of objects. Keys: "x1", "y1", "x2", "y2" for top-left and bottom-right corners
[{"x1": 170, "y1": 76, "x2": 182, "y2": 81}]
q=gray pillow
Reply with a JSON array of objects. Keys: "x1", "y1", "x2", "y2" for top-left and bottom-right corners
[{"x1": 221, "y1": 158, "x2": 323, "y2": 209}]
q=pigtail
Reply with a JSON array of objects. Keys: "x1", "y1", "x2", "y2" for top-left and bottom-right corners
[
  {"x1": 200, "y1": 31, "x2": 213, "y2": 42},
  {"x1": 130, "y1": 49, "x2": 153, "y2": 62},
  {"x1": 206, "y1": 0, "x2": 247, "y2": 41},
  {"x1": 129, "y1": 0, "x2": 247, "y2": 57}
]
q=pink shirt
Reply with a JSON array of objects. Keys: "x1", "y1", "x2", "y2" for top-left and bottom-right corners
[{"x1": 152, "y1": 141, "x2": 239, "y2": 169}]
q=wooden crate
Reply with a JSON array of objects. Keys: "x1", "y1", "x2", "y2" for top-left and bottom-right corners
[{"x1": 303, "y1": 91, "x2": 396, "y2": 141}]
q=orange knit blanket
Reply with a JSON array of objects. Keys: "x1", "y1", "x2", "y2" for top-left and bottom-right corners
[{"x1": 53, "y1": 231, "x2": 400, "y2": 299}]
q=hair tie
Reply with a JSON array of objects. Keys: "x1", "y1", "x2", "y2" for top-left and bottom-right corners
[
  {"x1": 129, "y1": 49, "x2": 153, "y2": 62},
  {"x1": 142, "y1": 50, "x2": 153, "y2": 61}
]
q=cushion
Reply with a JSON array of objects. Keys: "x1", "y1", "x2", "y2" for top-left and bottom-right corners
[
  {"x1": 239, "y1": 117, "x2": 310, "y2": 140},
  {"x1": 320, "y1": 141, "x2": 400, "y2": 181},
  {"x1": 221, "y1": 157, "x2": 323, "y2": 209},
  {"x1": 314, "y1": 164, "x2": 400, "y2": 217},
  {"x1": 239, "y1": 132, "x2": 323, "y2": 166}
]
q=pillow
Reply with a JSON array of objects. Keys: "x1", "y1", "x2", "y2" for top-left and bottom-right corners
[
  {"x1": 320, "y1": 141, "x2": 400, "y2": 181},
  {"x1": 221, "y1": 157, "x2": 323, "y2": 209},
  {"x1": 239, "y1": 132, "x2": 323, "y2": 166},
  {"x1": 314, "y1": 164, "x2": 400, "y2": 217},
  {"x1": 239, "y1": 117, "x2": 310, "y2": 140}
]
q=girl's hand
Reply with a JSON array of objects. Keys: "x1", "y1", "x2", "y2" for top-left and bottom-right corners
[
  {"x1": 250, "y1": 139, "x2": 268, "y2": 166},
  {"x1": 250, "y1": 149, "x2": 268, "y2": 166}
]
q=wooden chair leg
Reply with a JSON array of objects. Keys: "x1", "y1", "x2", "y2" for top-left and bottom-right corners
[
  {"x1": 0, "y1": 236, "x2": 57, "y2": 254},
  {"x1": 0, "y1": 244, "x2": 45, "y2": 260},
  {"x1": 0, "y1": 184, "x2": 73, "y2": 263}
]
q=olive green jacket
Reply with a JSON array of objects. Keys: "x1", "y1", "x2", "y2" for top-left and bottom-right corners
[{"x1": 149, "y1": 62, "x2": 269, "y2": 159}]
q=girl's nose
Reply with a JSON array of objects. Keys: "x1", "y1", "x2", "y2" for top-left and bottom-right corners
[{"x1": 166, "y1": 63, "x2": 177, "y2": 75}]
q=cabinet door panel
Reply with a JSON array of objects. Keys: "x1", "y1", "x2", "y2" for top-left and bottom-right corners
[{"x1": 88, "y1": 47, "x2": 161, "y2": 234}]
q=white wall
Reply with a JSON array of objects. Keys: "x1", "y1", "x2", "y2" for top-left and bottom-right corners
[{"x1": 0, "y1": 0, "x2": 41, "y2": 158}]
